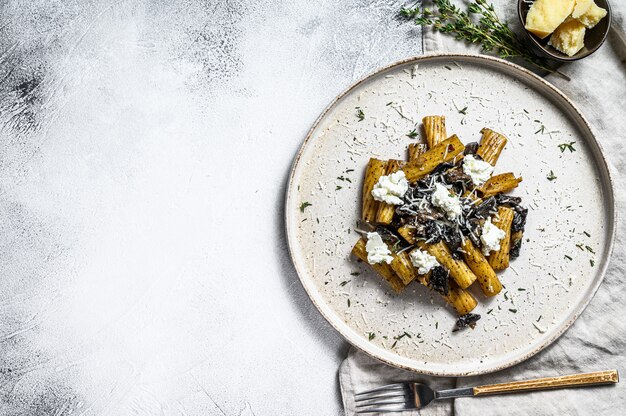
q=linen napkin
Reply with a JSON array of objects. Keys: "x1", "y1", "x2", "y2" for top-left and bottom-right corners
[{"x1": 340, "y1": 2, "x2": 626, "y2": 415}]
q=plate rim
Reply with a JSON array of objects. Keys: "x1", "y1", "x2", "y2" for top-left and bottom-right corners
[{"x1": 285, "y1": 53, "x2": 617, "y2": 376}]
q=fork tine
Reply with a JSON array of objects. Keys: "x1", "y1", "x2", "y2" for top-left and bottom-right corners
[
  {"x1": 355, "y1": 383, "x2": 405, "y2": 396},
  {"x1": 354, "y1": 389, "x2": 409, "y2": 403},
  {"x1": 355, "y1": 398, "x2": 408, "y2": 408}
]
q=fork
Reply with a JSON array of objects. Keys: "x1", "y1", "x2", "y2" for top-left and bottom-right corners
[{"x1": 355, "y1": 370, "x2": 619, "y2": 413}]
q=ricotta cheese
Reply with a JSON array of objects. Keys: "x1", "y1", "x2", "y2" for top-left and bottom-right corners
[
  {"x1": 481, "y1": 218, "x2": 506, "y2": 256},
  {"x1": 409, "y1": 249, "x2": 439, "y2": 274},
  {"x1": 431, "y1": 183, "x2": 462, "y2": 220},
  {"x1": 365, "y1": 232, "x2": 393, "y2": 264},
  {"x1": 462, "y1": 155, "x2": 494, "y2": 186},
  {"x1": 371, "y1": 171, "x2": 409, "y2": 205}
]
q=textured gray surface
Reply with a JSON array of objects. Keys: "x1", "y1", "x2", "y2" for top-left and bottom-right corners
[{"x1": 0, "y1": 1, "x2": 421, "y2": 415}]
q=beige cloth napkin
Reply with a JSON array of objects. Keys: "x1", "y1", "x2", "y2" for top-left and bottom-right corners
[{"x1": 340, "y1": 2, "x2": 626, "y2": 415}]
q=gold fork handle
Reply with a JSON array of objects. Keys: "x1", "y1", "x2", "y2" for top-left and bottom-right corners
[{"x1": 473, "y1": 370, "x2": 619, "y2": 396}]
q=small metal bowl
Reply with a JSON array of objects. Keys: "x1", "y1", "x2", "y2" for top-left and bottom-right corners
[{"x1": 518, "y1": 0, "x2": 611, "y2": 61}]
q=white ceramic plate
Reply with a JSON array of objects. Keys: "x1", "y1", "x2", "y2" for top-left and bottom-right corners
[{"x1": 285, "y1": 54, "x2": 615, "y2": 376}]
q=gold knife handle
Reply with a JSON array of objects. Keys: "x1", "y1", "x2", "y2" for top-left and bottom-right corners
[{"x1": 473, "y1": 370, "x2": 619, "y2": 396}]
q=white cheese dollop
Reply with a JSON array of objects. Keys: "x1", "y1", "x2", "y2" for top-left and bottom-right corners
[
  {"x1": 431, "y1": 183, "x2": 462, "y2": 220},
  {"x1": 371, "y1": 171, "x2": 409, "y2": 205},
  {"x1": 409, "y1": 249, "x2": 440, "y2": 274},
  {"x1": 365, "y1": 232, "x2": 393, "y2": 264},
  {"x1": 462, "y1": 154, "x2": 494, "y2": 186},
  {"x1": 481, "y1": 217, "x2": 506, "y2": 256}
]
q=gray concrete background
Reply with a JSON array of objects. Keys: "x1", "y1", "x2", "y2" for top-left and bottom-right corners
[{"x1": 0, "y1": 1, "x2": 421, "y2": 415}]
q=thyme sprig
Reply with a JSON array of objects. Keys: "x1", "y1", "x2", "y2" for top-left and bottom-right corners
[{"x1": 401, "y1": 0, "x2": 565, "y2": 77}]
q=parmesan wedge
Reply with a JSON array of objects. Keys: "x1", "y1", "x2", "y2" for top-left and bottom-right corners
[
  {"x1": 571, "y1": 0, "x2": 593, "y2": 18},
  {"x1": 525, "y1": 0, "x2": 575, "y2": 39},
  {"x1": 549, "y1": 18, "x2": 586, "y2": 56},
  {"x1": 575, "y1": 1, "x2": 607, "y2": 28}
]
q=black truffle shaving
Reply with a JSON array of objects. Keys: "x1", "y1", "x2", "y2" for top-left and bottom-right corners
[
  {"x1": 511, "y1": 206, "x2": 528, "y2": 233},
  {"x1": 375, "y1": 226, "x2": 408, "y2": 253},
  {"x1": 510, "y1": 237, "x2": 522, "y2": 258},
  {"x1": 443, "y1": 227, "x2": 463, "y2": 260},
  {"x1": 429, "y1": 266, "x2": 450, "y2": 296},
  {"x1": 463, "y1": 142, "x2": 479, "y2": 155},
  {"x1": 495, "y1": 194, "x2": 522, "y2": 207},
  {"x1": 453, "y1": 313, "x2": 481, "y2": 331},
  {"x1": 470, "y1": 196, "x2": 498, "y2": 220}
]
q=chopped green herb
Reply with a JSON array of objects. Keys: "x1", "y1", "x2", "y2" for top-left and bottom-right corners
[
  {"x1": 345, "y1": 169, "x2": 355, "y2": 173},
  {"x1": 517, "y1": 288, "x2": 526, "y2": 291},
  {"x1": 355, "y1": 107, "x2": 365, "y2": 121},
  {"x1": 509, "y1": 308, "x2": 517, "y2": 313},
  {"x1": 547, "y1": 170, "x2": 557, "y2": 181},
  {"x1": 444, "y1": 65, "x2": 452, "y2": 70},
  {"x1": 347, "y1": 299, "x2": 351, "y2": 307},
  {"x1": 299, "y1": 202, "x2": 312, "y2": 212},
  {"x1": 537, "y1": 315, "x2": 542, "y2": 322},
  {"x1": 535, "y1": 125, "x2": 545, "y2": 134},
  {"x1": 585, "y1": 245, "x2": 595, "y2": 254},
  {"x1": 391, "y1": 340, "x2": 398, "y2": 349},
  {"x1": 406, "y1": 129, "x2": 418, "y2": 139},
  {"x1": 350, "y1": 272, "x2": 360, "y2": 276},
  {"x1": 564, "y1": 254, "x2": 573, "y2": 261},
  {"x1": 316, "y1": 218, "x2": 320, "y2": 224},
  {"x1": 458, "y1": 106, "x2": 468, "y2": 115},
  {"x1": 301, "y1": 218, "x2": 307, "y2": 222},
  {"x1": 590, "y1": 259, "x2": 595, "y2": 267},
  {"x1": 435, "y1": 322, "x2": 439, "y2": 329},
  {"x1": 523, "y1": 109, "x2": 529, "y2": 114},
  {"x1": 386, "y1": 102, "x2": 394, "y2": 106},
  {"x1": 368, "y1": 332, "x2": 376, "y2": 341},
  {"x1": 339, "y1": 280, "x2": 350, "y2": 287},
  {"x1": 503, "y1": 291, "x2": 509, "y2": 300},
  {"x1": 336, "y1": 185, "x2": 342, "y2": 190},
  {"x1": 558, "y1": 142, "x2": 576, "y2": 153},
  {"x1": 583, "y1": 231, "x2": 591, "y2": 237},
  {"x1": 576, "y1": 243, "x2": 584, "y2": 251},
  {"x1": 487, "y1": 309, "x2": 493, "y2": 314}
]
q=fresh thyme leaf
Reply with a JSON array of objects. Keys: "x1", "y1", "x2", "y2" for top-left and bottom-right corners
[
  {"x1": 537, "y1": 315, "x2": 542, "y2": 322},
  {"x1": 564, "y1": 254, "x2": 573, "y2": 261},
  {"x1": 356, "y1": 107, "x2": 365, "y2": 121},
  {"x1": 407, "y1": 129, "x2": 418, "y2": 138},
  {"x1": 339, "y1": 280, "x2": 350, "y2": 287},
  {"x1": 585, "y1": 245, "x2": 595, "y2": 254},
  {"x1": 518, "y1": 288, "x2": 526, "y2": 291},
  {"x1": 558, "y1": 142, "x2": 576, "y2": 153},
  {"x1": 368, "y1": 332, "x2": 376, "y2": 341},
  {"x1": 487, "y1": 309, "x2": 493, "y2": 314},
  {"x1": 509, "y1": 308, "x2": 517, "y2": 313},
  {"x1": 401, "y1": 0, "x2": 557, "y2": 74},
  {"x1": 299, "y1": 202, "x2": 312, "y2": 212},
  {"x1": 547, "y1": 170, "x2": 557, "y2": 181},
  {"x1": 584, "y1": 231, "x2": 591, "y2": 237}
]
